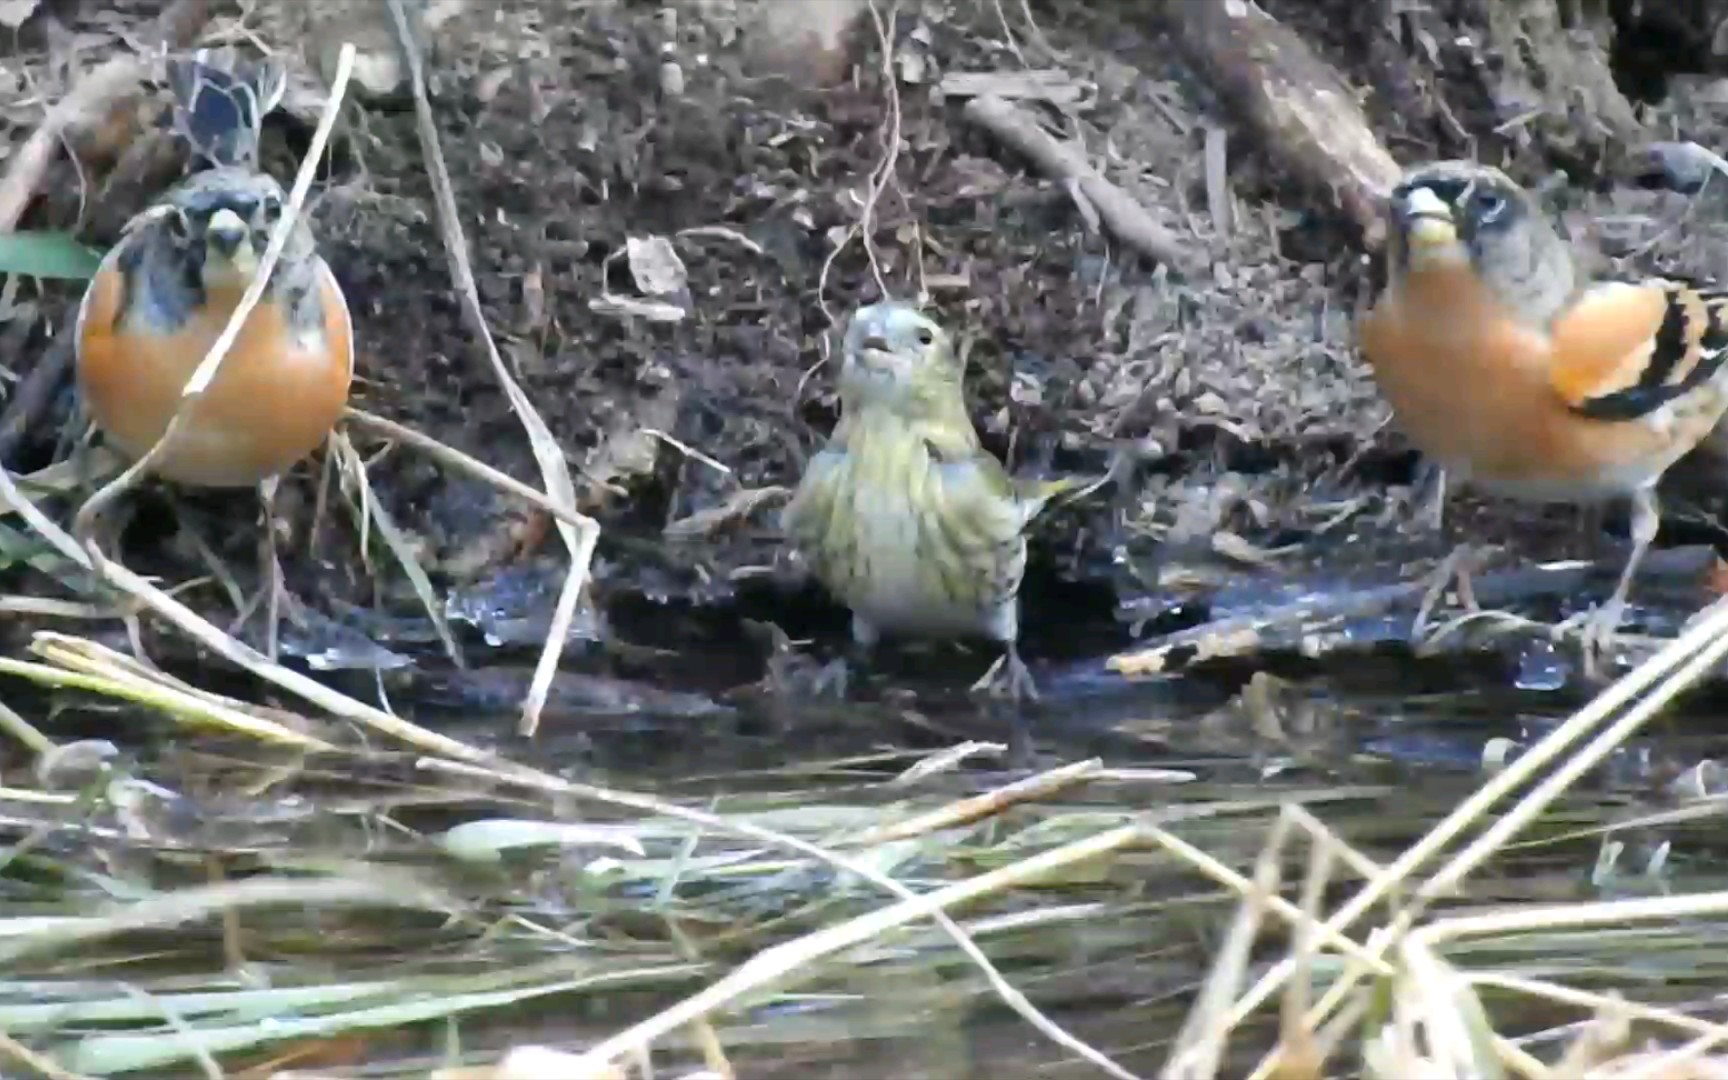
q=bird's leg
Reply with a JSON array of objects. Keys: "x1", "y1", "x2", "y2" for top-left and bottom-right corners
[
  {"x1": 971, "y1": 641, "x2": 1038, "y2": 768},
  {"x1": 1418, "y1": 461, "x2": 1448, "y2": 533},
  {"x1": 1407, "y1": 459, "x2": 1485, "y2": 641},
  {"x1": 1411, "y1": 543, "x2": 1482, "y2": 641},
  {"x1": 971, "y1": 642, "x2": 1040, "y2": 702},
  {"x1": 807, "y1": 614, "x2": 876, "y2": 699},
  {"x1": 236, "y1": 476, "x2": 286, "y2": 660},
  {"x1": 1578, "y1": 488, "x2": 1659, "y2": 668}
]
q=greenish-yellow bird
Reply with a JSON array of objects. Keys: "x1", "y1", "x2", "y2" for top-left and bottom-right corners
[{"x1": 782, "y1": 301, "x2": 1078, "y2": 701}]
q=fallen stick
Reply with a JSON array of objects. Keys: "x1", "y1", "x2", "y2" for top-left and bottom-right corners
[
  {"x1": 1108, "y1": 545, "x2": 1719, "y2": 676},
  {"x1": 961, "y1": 93, "x2": 1196, "y2": 271},
  {"x1": 1166, "y1": 0, "x2": 1400, "y2": 246}
]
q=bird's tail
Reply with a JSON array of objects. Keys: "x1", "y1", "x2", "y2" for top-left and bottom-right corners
[
  {"x1": 1021, "y1": 445, "x2": 1140, "y2": 514},
  {"x1": 1018, "y1": 470, "x2": 1112, "y2": 518},
  {"x1": 166, "y1": 49, "x2": 287, "y2": 171}
]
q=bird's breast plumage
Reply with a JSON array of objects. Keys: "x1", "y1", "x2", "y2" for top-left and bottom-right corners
[
  {"x1": 75, "y1": 229, "x2": 353, "y2": 488},
  {"x1": 784, "y1": 409, "x2": 1028, "y2": 643}
]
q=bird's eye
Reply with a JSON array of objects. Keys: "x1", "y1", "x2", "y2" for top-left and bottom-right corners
[
  {"x1": 1474, "y1": 191, "x2": 1508, "y2": 224},
  {"x1": 260, "y1": 193, "x2": 283, "y2": 221},
  {"x1": 915, "y1": 328, "x2": 934, "y2": 347}
]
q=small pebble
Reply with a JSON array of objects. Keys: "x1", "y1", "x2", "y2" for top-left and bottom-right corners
[{"x1": 659, "y1": 61, "x2": 685, "y2": 97}]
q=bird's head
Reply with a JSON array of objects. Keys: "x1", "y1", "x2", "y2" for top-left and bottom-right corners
[
  {"x1": 838, "y1": 301, "x2": 966, "y2": 417},
  {"x1": 151, "y1": 168, "x2": 297, "y2": 297},
  {"x1": 1385, "y1": 160, "x2": 1575, "y2": 324}
]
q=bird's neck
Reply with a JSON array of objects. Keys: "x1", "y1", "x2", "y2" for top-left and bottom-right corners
[
  {"x1": 1396, "y1": 262, "x2": 1535, "y2": 329},
  {"x1": 841, "y1": 397, "x2": 981, "y2": 455},
  {"x1": 1400, "y1": 253, "x2": 1575, "y2": 331}
]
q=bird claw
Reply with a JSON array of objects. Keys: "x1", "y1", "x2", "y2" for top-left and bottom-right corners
[
  {"x1": 971, "y1": 649, "x2": 1040, "y2": 703},
  {"x1": 1575, "y1": 597, "x2": 1627, "y2": 679},
  {"x1": 804, "y1": 657, "x2": 853, "y2": 700},
  {"x1": 1412, "y1": 544, "x2": 1481, "y2": 643}
]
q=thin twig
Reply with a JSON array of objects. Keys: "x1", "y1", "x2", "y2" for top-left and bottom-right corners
[
  {"x1": 383, "y1": 0, "x2": 600, "y2": 738},
  {"x1": 329, "y1": 430, "x2": 465, "y2": 669},
  {"x1": 859, "y1": 0, "x2": 902, "y2": 299},
  {"x1": 0, "y1": 58, "x2": 144, "y2": 232}
]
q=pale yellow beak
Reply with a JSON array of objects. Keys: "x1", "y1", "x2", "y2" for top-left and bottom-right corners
[
  {"x1": 1399, "y1": 185, "x2": 1458, "y2": 249},
  {"x1": 204, "y1": 207, "x2": 257, "y2": 276}
]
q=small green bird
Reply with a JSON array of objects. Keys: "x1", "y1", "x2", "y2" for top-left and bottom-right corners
[{"x1": 782, "y1": 301, "x2": 1080, "y2": 701}]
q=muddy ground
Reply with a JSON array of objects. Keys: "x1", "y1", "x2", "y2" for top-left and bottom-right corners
[{"x1": 7, "y1": 0, "x2": 1728, "y2": 706}]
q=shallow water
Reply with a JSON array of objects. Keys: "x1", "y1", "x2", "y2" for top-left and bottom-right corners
[{"x1": 14, "y1": 536, "x2": 1728, "y2": 1078}]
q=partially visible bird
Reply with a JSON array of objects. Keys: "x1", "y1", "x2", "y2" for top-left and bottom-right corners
[
  {"x1": 1359, "y1": 159, "x2": 1728, "y2": 656},
  {"x1": 76, "y1": 53, "x2": 349, "y2": 488},
  {"x1": 782, "y1": 301, "x2": 1082, "y2": 702}
]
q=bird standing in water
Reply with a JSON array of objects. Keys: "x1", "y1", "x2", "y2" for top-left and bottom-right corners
[
  {"x1": 1359, "y1": 159, "x2": 1728, "y2": 659},
  {"x1": 783, "y1": 301, "x2": 1080, "y2": 703}
]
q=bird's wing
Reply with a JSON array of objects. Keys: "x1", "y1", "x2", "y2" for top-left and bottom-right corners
[
  {"x1": 922, "y1": 437, "x2": 1038, "y2": 544},
  {"x1": 1550, "y1": 280, "x2": 1728, "y2": 421},
  {"x1": 781, "y1": 443, "x2": 854, "y2": 576}
]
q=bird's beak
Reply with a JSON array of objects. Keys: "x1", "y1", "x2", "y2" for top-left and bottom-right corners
[
  {"x1": 1396, "y1": 185, "x2": 1458, "y2": 250},
  {"x1": 204, "y1": 208, "x2": 257, "y2": 276},
  {"x1": 849, "y1": 330, "x2": 897, "y2": 373}
]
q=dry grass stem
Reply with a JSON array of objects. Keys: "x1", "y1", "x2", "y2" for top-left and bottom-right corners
[
  {"x1": 0, "y1": 57, "x2": 144, "y2": 232},
  {"x1": 562, "y1": 824, "x2": 1146, "y2": 1077},
  {"x1": 1230, "y1": 595, "x2": 1728, "y2": 1062},
  {"x1": 382, "y1": 0, "x2": 599, "y2": 739},
  {"x1": 848, "y1": 758, "x2": 1100, "y2": 845},
  {"x1": 423, "y1": 758, "x2": 1143, "y2": 1078},
  {"x1": 343, "y1": 407, "x2": 590, "y2": 528}
]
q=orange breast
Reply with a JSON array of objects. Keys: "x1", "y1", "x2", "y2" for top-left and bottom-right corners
[
  {"x1": 76, "y1": 254, "x2": 353, "y2": 488},
  {"x1": 1359, "y1": 267, "x2": 1673, "y2": 499}
]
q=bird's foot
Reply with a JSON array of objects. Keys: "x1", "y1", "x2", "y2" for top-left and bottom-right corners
[
  {"x1": 972, "y1": 647, "x2": 1038, "y2": 768},
  {"x1": 1563, "y1": 595, "x2": 1628, "y2": 681},
  {"x1": 970, "y1": 648, "x2": 1040, "y2": 703},
  {"x1": 804, "y1": 657, "x2": 854, "y2": 699},
  {"x1": 1412, "y1": 544, "x2": 1482, "y2": 643}
]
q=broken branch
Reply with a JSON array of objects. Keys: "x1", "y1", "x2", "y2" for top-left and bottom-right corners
[
  {"x1": 1166, "y1": 0, "x2": 1399, "y2": 246},
  {"x1": 961, "y1": 93, "x2": 1196, "y2": 270}
]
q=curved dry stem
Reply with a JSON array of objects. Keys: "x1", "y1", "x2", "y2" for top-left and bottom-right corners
[
  {"x1": 342, "y1": 407, "x2": 588, "y2": 529},
  {"x1": 1228, "y1": 594, "x2": 1728, "y2": 1079},
  {"x1": 0, "y1": 56, "x2": 144, "y2": 232},
  {"x1": 383, "y1": 0, "x2": 600, "y2": 739}
]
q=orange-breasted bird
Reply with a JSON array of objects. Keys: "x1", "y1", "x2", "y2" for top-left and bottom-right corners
[
  {"x1": 1359, "y1": 159, "x2": 1728, "y2": 653},
  {"x1": 74, "y1": 57, "x2": 350, "y2": 490}
]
